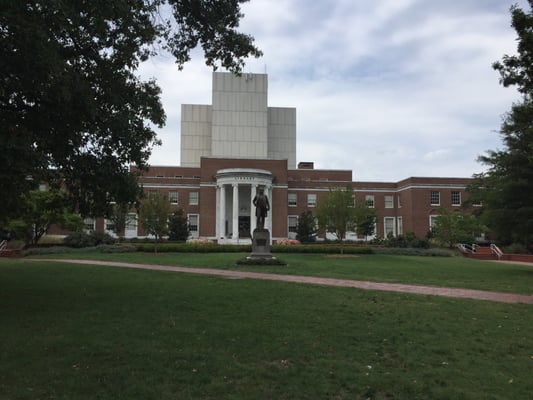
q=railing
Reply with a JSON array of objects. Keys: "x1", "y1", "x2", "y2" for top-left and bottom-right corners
[
  {"x1": 0, "y1": 240, "x2": 7, "y2": 251},
  {"x1": 490, "y1": 243, "x2": 504, "y2": 260},
  {"x1": 457, "y1": 243, "x2": 477, "y2": 253}
]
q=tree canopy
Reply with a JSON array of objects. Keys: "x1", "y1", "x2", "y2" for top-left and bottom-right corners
[
  {"x1": 0, "y1": 0, "x2": 261, "y2": 222},
  {"x1": 469, "y1": 1, "x2": 533, "y2": 246},
  {"x1": 139, "y1": 192, "x2": 171, "y2": 250},
  {"x1": 7, "y1": 189, "x2": 83, "y2": 245},
  {"x1": 315, "y1": 186, "x2": 376, "y2": 242}
]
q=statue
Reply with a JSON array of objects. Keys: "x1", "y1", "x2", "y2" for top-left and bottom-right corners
[{"x1": 252, "y1": 187, "x2": 270, "y2": 230}]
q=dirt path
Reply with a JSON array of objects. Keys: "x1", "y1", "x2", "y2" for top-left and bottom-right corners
[{"x1": 41, "y1": 259, "x2": 533, "y2": 305}]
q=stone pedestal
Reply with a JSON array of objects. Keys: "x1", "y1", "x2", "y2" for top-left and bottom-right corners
[{"x1": 249, "y1": 228, "x2": 273, "y2": 259}]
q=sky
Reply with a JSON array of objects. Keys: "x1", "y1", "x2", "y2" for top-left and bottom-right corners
[{"x1": 139, "y1": 0, "x2": 528, "y2": 182}]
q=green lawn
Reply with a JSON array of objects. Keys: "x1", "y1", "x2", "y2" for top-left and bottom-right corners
[
  {"x1": 1, "y1": 258, "x2": 533, "y2": 399},
  {"x1": 35, "y1": 251, "x2": 533, "y2": 295}
]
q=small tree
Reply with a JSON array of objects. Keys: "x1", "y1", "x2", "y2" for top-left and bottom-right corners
[
  {"x1": 432, "y1": 208, "x2": 486, "y2": 248},
  {"x1": 353, "y1": 198, "x2": 377, "y2": 241},
  {"x1": 168, "y1": 209, "x2": 189, "y2": 242},
  {"x1": 139, "y1": 193, "x2": 170, "y2": 252},
  {"x1": 7, "y1": 189, "x2": 83, "y2": 245},
  {"x1": 108, "y1": 202, "x2": 134, "y2": 239},
  {"x1": 296, "y1": 211, "x2": 317, "y2": 243},
  {"x1": 315, "y1": 186, "x2": 357, "y2": 241}
]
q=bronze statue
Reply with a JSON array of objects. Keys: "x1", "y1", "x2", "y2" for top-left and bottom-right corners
[{"x1": 252, "y1": 187, "x2": 270, "y2": 230}]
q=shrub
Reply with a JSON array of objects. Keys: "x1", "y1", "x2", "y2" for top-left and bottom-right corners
[
  {"x1": 63, "y1": 231, "x2": 116, "y2": 248},
  {"x1": 503, "y1": 243, "x2": 530, "y2": 254}
]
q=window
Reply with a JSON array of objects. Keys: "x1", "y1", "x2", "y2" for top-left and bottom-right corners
[
  {"x1": 125, "y1": 214, "x2": 137, "y2": 231},
  {"x1": 472, "y1": 199, "x2": 482, "y2": 207},
  {"x1": 189, "y1": 192, "x2": 199, "y2": 205},
  {"x1": 430, "y1": 191, "x2": 440, "y2": 206},
  {"x1": 365, "y1": 195, "x2": 375, "y2": 208},
  {"x1": 188, "y1": 214, "x2": 199, "y2": 237},
  {"x1": 148, "y1": 190, "x2": 158, "y2": 199},
  {"x1": 384, "y1": 217, "x2": 395, "y2": 237},
  {"x1": 288, "y1": 193, "x2": 297, "y2": 207},
  {"x1": 84, "y1": 217, "x2": 95, "y2": 231},
  {"x1": 397, "y1": 216, "x2": 403, "y2": 236},
  {"x1": 384, "y1": 195, "x2": 394, "y2": 208},
  {"x1": 451, "y1": 191, "x2": 461, "y2": 206},
  {"x1": 429, "y1": 215, "x2": 439, "y2": 231},
  {"x1": 105, "y1": 219, "x2": 115, "y2": 232},
  {"x1": 169, "y1": 191, "x2": 178, "y2": 204},
  {"x1": 288, "y1": 215, "x2": 298, "y2": 234},
  {"x1": 307, "y1": 194, "x2": 317, "y2": 207},
  {"x1": 397, "y1": 194, "x2": 402, "y2": 208}
]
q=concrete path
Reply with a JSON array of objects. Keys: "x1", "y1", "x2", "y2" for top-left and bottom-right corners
[{"x1": 41, "y1": 259, "x2": 533, "y2": 305}]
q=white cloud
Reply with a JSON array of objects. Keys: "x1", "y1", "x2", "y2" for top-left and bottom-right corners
[{"x1": 143, "y1": 0, "x2": 527, "y2": 180}]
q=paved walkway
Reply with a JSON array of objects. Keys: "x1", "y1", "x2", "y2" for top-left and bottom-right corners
[{"x1": 42, "y1": 259, "x2": 533, "y2": 305}]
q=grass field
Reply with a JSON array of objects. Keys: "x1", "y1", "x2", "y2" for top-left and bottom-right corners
[
  {"x1": 1, "y1": 256, "x2": 533, "y2": 399},
  {"x1": 35, "y1": 251, "x2": 533, "y2": 295}
]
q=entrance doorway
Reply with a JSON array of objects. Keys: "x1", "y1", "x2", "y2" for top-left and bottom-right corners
[{"x1": 239, "y1": 216, "x2": 251, "y2": 238}]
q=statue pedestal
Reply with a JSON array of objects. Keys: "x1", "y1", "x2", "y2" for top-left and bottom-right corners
[{"x1": 249, "y1": 228, "x2": 273, "y2": 259}]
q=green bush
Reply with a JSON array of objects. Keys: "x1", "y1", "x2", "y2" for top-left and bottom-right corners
[
  {"x1": 64, "y1": 231, "x2": 116, "y2": 248},
  {"x1": 21, "y1": 244, "x2": 135, "y2": 256},
  {"x1": 373, "y1": 247, "x2": 454, "y2": 257}
]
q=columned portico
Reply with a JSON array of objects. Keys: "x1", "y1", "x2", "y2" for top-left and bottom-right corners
[{"x1": 215, "y1": 168, "x2": 273, "y2": 244}]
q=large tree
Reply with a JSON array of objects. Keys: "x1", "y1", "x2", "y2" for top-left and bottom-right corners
[
  {"x1": 0, "y1": 0, "x2": 261, "y2": 222},
  {"x1": 469, "y1": 1, "x2": 533, "y2": 246}
]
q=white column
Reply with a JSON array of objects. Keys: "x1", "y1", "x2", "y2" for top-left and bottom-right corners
[
  {"x1": 219, "y1": 184, "x2": 226, "y2": 240},
  {"x1": 250, "y1": 184, "x2": 257, "y2": 232},
  {"x1": 232, "y1": 183, "x2": 239, "y2": 240}
]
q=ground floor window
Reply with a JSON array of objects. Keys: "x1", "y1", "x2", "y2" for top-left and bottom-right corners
[
  {"x1": 429, "y1": 215, "x2": 439, "y2": 231},
  {"x1": 384, "y1": 217, "x2": 395, "y2": 237},
  {"x1": 84, "y1": 217, "x2": 95, "y2": 231},
  {"x1": 397, "y1": 216, "x2": 403, "y2": 236},
  {"x1": 288, "y1": 215, "x2": 298, "y2": 238},
  {"x1": 188, "y1": 214, "x2": 199, "y2": 238}
]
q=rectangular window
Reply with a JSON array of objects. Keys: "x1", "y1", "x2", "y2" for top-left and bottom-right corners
[
  {"x1": 397, "y1": 216, "x2": 403, "y2": 236},
  {"x1": 288, "y1": 193, "x2": 297, "y2": 207},
  {"x1": 384, "y1": 217, "x2": 395, "y2": 237},
  {"x1": 429, "y1": 215, "x2": 439, "y2": 231},
  {"x1": 384, "y1": 195, "x2": 394, "y2": 208},
  {"x1": 365, "y1": 195, "x2": 375, "y2": 208},
  {"x1": 451, "y1": 191, "x2": 461, "y2": 206},
  {"x1": 307, "y1": 194, "x2": 317, "y2": 207},
  {"x1": 84, "y1": 217, "x2": 95, "y2": 231},
  {"x1": 397, "y1": 194, "x2": 402, "y2": 208},
  {"x1": 169, "y1": 191, "x2": 178, "y2": 204},
  {"x1": 189, "y1": 192, "x2": 199, "y2": 205},
  {"x1": 125, "y1": 214, "x2": 137, "y2": 231},
  {"x1": 288, "y1": 215, "x2": 298, "y2": 233},
  {"x1": 430, "y1": 191, "x2": 440, "y2": 206},
  {"x1": 188, "y1": 214, "x2": 199, "y2": 237},
  {"x1": 105, "y1": 219, "x2": 115, "y2": 232}
]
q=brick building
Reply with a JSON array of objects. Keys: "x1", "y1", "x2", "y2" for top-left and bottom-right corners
[{"x1": 89, "y1": 72, "x2": 475, "y2": 243}]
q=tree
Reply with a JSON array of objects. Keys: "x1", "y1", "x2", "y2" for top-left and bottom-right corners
[
  {"x1": 432, "y1": 208, "x2": 487, "y2": 248},
  {"x1": 139, "y1": 192, "x2": 171, "y2": 251},
  {"x1": 353, "y1": 198, "x2": 377, "y2": 240},
  {"x1": 470, "y1": 1, "x2": 533, "y2": 246},
  {"x1": 316, "y1": 186, "x2": 358, "y2": 242},
  {"x1": 0, "y1": 0, "x2": 262, "y2": 221},
  {"x1": 7, "y1": 189, "x2": 84, "y2": 245},
  {"x1": 296, "y1": 211, "x2": 317, "y2": 243},
  {"x1": 168, "y1": 209, "x2": 189, "y2": 241},
  {"x1": 108, "y1": 203, "x2": 134, "y2": 239}
]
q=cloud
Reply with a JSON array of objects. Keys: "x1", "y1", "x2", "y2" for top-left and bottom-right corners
[{"x1": 142, "y1": 0, "x2": 527, "y2": 181}]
